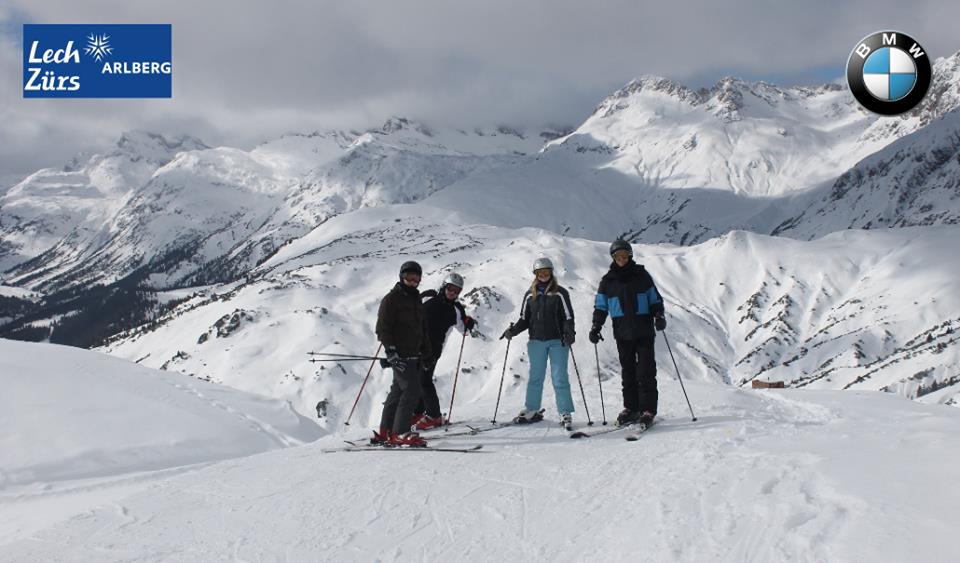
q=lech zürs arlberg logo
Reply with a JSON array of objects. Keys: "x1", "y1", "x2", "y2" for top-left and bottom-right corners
[
  {"x1": 23, "y1": 24, "x2": 171, "y2": 98},
  {"x1": 846, "y1": 31, "x2": 931, "y2": 115}
]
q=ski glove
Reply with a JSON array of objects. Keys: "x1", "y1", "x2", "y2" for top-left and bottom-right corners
[
  {"x1": 654, "y1": 315, "x2": 667, "y2": 332},
  {"x1": 562, "y1": 328, "x2": 576, "y2": 347},
  {"x1": 500, "y1": 323, "x2": 515, "y2": 340},
  {"x1": 588, "y1": 326, "x2": 603, "y2": 344},
  {"x1": 384, "y1": 348, "x2": 405, "y2": 372},
  {"x1": 463, "y1": 315, "x2": 477, "y2": 331}
]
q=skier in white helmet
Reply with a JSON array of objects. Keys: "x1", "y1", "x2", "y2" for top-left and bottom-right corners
[
  {"x1": 500, "y1": 257, "x2": 577, "y2": 428},
  {"x1": 411, "y1": 272, "x2": 476, "y2": 430}
]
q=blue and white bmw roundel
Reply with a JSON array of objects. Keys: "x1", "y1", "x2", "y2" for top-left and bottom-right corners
[
  {"x1": 862, "y1": 47, "x2": 917, "y2": 101},
  {"x1": 846, "y1": 31, "x2": 931, "y2": 116}
]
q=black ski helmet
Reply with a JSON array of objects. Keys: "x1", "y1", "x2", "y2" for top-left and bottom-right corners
[
  {"x1": 399, "y1": 261, "x2": 422, "y2": 278},
  {"x1": 609, "y1": 239, "x2": 632, "y2": 257}
]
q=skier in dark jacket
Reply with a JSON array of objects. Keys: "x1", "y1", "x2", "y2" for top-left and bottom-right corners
[
  {"x1": 589, "y1": 240, "x2": 666, "y2": 426},
  {"x1": 500, "y1": 257, "x2": 576, "y2": 428},
  {"x1": 412, "y1": 272, "x2": 476, "y2": 431},
  {"x1": 372, "y1": 261, "x2": 432, "y2": 447}
]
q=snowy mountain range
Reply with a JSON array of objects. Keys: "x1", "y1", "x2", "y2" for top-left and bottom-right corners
[
  {"x1": 0, "y1": 119, "x2": 559, "y2": 292},
  {"x1": 2, "y1": 51, "x2": 959, "y2": 411},
  {"x1": 0, "y1": 132, "x2": 208, "y2": 276},
  {"x1": 95, "y1": 206, "x2": 960, "y2": 423},
  {"x1": 428, "y1": 51, "x2": 960, "y2": 244}
]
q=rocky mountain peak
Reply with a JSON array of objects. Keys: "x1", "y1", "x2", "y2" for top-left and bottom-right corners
[{"x1": 110, "y1": 131, "x2": 208, "y2": 164}]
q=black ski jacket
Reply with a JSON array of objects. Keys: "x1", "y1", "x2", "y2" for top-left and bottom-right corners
[
  {"x1": 420, "y1": 289, "x2": 467, "y2": 362},
  {"x1": 592, "y1": 261, "x2": 664, "y2": 341},
  {"x1": 376, "y1": 282, "x2": 432, "y2": 358},
  {"x1": 510, "y1": 282, "x2": 575, "y2": 342}
]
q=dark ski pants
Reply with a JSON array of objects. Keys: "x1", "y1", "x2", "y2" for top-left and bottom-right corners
[
  {"x1": 379, "y1": 358, "x2": 423, "y2": 434},
  {"x1": 414, "y1": 359, "x2": 442, "y2": 418},
  {"x1": 616, "y1": 335, "x2": 658, "y2": 414}
]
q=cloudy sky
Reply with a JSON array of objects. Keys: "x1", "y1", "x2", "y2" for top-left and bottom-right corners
[{"x1": 1, "y1": 0, "x2": 958, "y2": 183}]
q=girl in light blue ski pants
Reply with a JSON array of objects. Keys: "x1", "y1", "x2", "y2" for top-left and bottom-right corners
[{"x1": 525, "y1": 339, "x2": 575, "y2": 414}]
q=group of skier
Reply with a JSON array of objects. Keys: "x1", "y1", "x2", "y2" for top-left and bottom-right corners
[{"x1": 371, "y1": 239, "x2": 666, "y2": 447}]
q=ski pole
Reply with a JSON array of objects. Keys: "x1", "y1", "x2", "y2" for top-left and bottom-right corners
[
  {"x1": 309, "y1": 357, "x2": 386, "y2": 363},
  {"x1": 594, "y1": 343, "x2": 608, "y2": 425},
  {"x1": 491, "y1": 338, "x2": 511, "y2": 424},
  {"x1": 445, "y1": 331, "x2": 468, "y2": 430},
  {"x1": 308, "y1": 352, "x2": 383, "y2": 359},
  {"x1": 569, "y1": 348, "x2": 594, "y2": 426},
  {"x1": 662, "y1": 332, "x2": 697, "y2": 422},
  {"x1": 343, "y1": 343, "x2": 383, "y2": 426}
]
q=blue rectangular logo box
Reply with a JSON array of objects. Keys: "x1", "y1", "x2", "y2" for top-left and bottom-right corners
[{"x1": 23, "y1": 24, "x2": 172, "y2": 98}]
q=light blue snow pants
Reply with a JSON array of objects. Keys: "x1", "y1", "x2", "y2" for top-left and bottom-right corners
[{"x1": 525, "y1": 339, "x2": 575, "y2": 414}]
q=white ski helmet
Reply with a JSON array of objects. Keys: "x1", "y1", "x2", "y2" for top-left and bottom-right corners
[
  {"x1": 532, "y1": 257, "x2": 554, "y2": 273},
  {"x1": 443, "y1": 272, "x2": 465, "y2": 289}
]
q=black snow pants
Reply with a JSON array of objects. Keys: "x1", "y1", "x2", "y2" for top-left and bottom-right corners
[
  {"x1": 615, "y1": 335, "x2": 658, "y2": 414},
  {"x1": 414, "y1": 360, "x2": 442, "y2": 418},
  {"x1": 379, "y1": 358, "x2": 423, "y2": 434}
]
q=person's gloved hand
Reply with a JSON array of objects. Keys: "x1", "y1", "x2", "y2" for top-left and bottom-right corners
[
  {"x1": 463, "y1": 315, "x2": 476, "y2": 331},
  {"x1": 588, "y1": 326, "x2": 603, "y2": 344},
  {"x1": 500, "y1": 324, "x2": 515, "y2": 340},
  {"x1": 654, "y1": 315, "x2": 667, "y2": 332},
  {"x1": 562, "y1": 328, "x2": 576, "y2": 347},
  {"x1": 384, "y1": 347, "x2": 405, "y2": 372}
]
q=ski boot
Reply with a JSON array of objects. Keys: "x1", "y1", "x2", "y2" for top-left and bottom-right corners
[
  {"x1": 410, "y1": 413, "x2": 425, "y2": 428},
  {"x1": 616, "y1": 409, "x2": 641, "y2": 426},
  {"x1": 370, "y1": 428, "x2": 392, "y2": 446},
  {"x1": 560, "y1": 413, "x2": 573, "y2": 431},
  {"x1": 513, "y1": 408, "x2": 544, "y2": 424},
  {"x1": 638, "y1": 411, "x2": 656, "y2": 425},
  {"x1": 415, "y1": 415, "x2": 444, "y2": 431},
  {"x1": 388, "y1": 431, "x2": 427, "y2": 448}
]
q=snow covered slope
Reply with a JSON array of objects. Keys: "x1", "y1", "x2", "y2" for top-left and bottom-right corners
[
  {"x1": 98, "y1": 205, "x2": 960, "y2": 427},
  {"x1": 3, "y1": 363, "x2": 959, "y2": 561},
  {"x1": 0, "y1": 337, "x2": 321, "y2": 544},
  {"x1": 0, "y1": 338, "x2": 321, "y2": 489},
  {"x1": 773, "y1": 108, "x2": 960, "y2": 238}
]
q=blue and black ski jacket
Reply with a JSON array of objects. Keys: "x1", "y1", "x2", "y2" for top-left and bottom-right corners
[{"x1": 592, "y1": 261, "x2": 664, "y2": 341}]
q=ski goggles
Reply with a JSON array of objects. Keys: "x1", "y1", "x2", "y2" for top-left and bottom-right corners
[
  {"x1": 612, "y1": 250, "x2": 631, "y2": 261},
  {"x1": 444, "y1": 284, "x2": 462, "y2": 295},
  {"x1": 534, "y1": 268, "x2": 552, "y2": 277}
]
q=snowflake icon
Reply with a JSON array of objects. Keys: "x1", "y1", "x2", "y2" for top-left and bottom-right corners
[{"x1": 85, "y1": 34, "x2": 112, "y2": 62}]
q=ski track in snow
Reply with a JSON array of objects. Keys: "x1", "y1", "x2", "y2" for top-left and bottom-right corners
[
  {"x1": 6, "y1": 383, "x2": 956, "y2": 562},
  {"x1": 161, "y1": 379, "x2": 301, "y2": 449}
]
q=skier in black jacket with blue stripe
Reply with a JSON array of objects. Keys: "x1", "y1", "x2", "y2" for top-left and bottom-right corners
[{"x1": 589, "y1": 239, "x2": 666, "y2": 426}]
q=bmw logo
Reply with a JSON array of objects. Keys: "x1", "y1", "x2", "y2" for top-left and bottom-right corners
[{"x1": 847, "y1": 31, "x2": 932, "y2": 115}]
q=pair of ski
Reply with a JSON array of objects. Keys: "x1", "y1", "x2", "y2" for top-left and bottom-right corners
[
  {"x1": 428, "y1": 408, "x2": 548, "y2": 438},
  {"x1": 323, "y1": 441, "x2": 485, "y2": 453},
  {"x1": 326, "y1": 410, "x2": 548, "y2": 454},
  {"x1": 569, "y1": 419, "x2": 656, "y2": 441},
  {"x1": 323, "y1": 429, "x2": 486, "y2": 453},
  {"x1": 443, "y1": 411, "x2": 551, "y2": 436}
]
